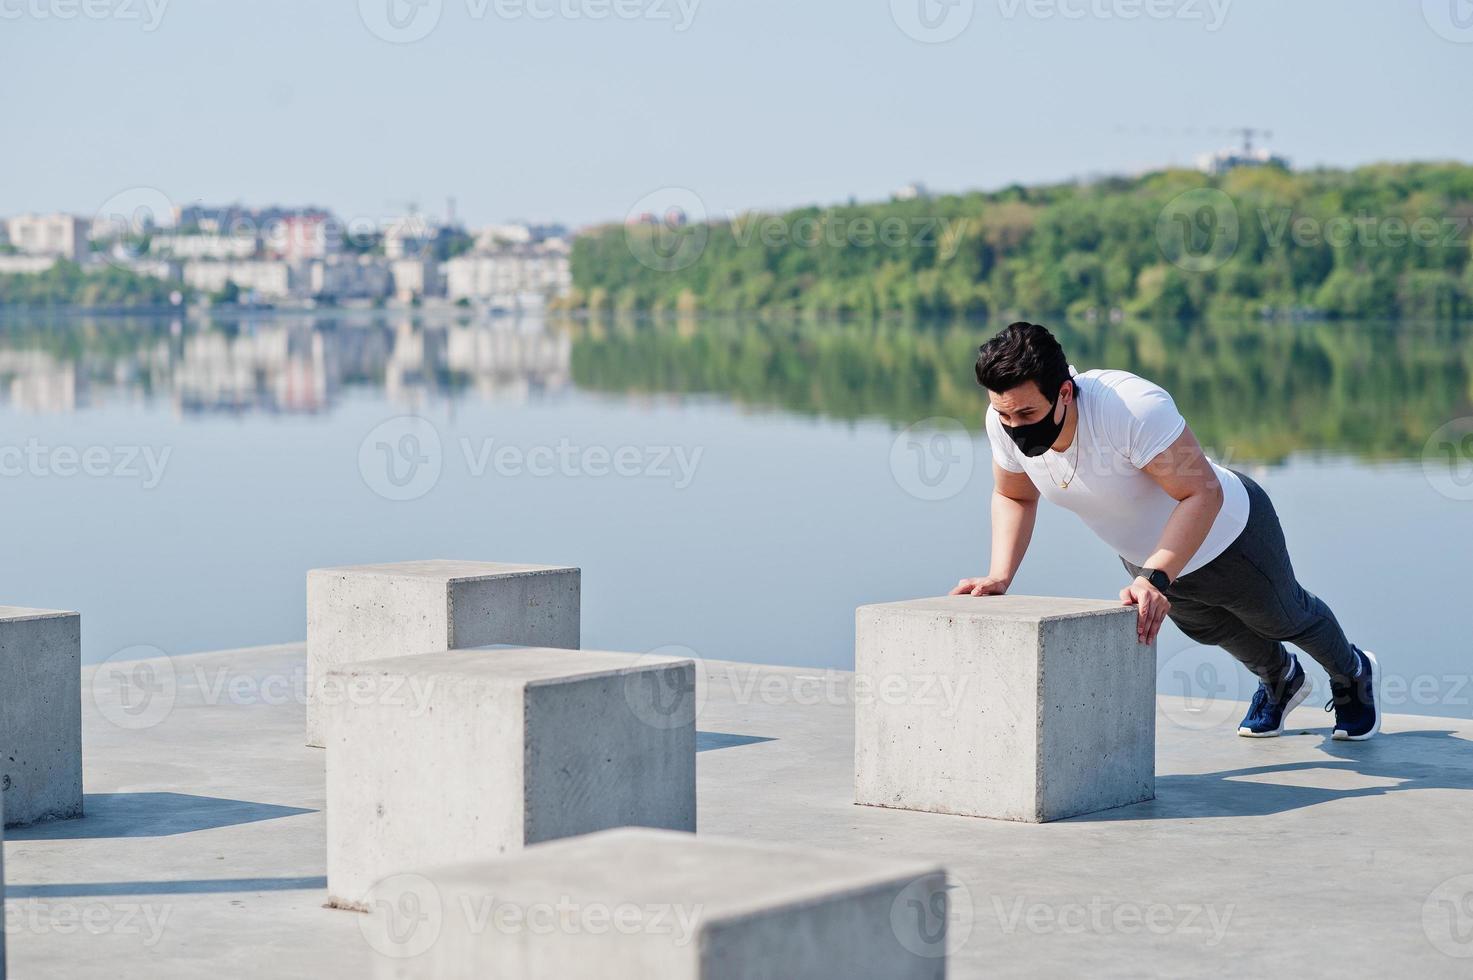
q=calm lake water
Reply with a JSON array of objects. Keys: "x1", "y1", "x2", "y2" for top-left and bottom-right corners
[{"x1": 2, "y1": 312, "x2": 1471, "y2": 720}]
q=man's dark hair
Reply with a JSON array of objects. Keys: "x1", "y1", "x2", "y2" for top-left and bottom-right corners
[{"x1": 974, "y1": 321, "x2": 1073, "y2": 397}]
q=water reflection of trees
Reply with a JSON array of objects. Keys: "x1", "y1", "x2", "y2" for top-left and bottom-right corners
[
  {"x1": 567, "y1": 316, "x2": 1473, "y2": 463},
  {"x1": 2, "y1": 313, "x2": 1468, "y2": 461}
]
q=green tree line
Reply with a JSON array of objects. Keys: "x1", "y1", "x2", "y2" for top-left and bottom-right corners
[
  {"x1": 0, "y1": 261, "x2": 182, "y2": 309},
  {"x1": 566, "y1": 163, "x2": 1473, "y2": 321}
]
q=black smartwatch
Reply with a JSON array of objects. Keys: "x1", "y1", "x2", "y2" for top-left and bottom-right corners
[{"x1": 1141, "y1": 567, "x2": 1171, "y2": 591}]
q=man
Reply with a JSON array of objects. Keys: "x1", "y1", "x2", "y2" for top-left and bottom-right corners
[{"x1": 950, "y1": 321, "x2": 1379, "y2": 740}]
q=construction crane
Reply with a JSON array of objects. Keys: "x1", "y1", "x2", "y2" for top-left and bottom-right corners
[{"x1": 1226, "y1": 127, "x2": 1273, "y2": 155}]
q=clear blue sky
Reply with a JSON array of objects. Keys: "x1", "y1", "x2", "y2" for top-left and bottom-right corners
[{"x1": 3, "y1": 0, "x2": 1469, "y2": 228}]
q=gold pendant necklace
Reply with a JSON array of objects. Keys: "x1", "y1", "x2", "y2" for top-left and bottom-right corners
[{"x1": 1044, "y1": 407, "x2": 1080, "y2": 489}]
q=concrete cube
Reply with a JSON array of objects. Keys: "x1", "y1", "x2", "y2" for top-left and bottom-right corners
[
  {"x1": 361, "y1": 828, "x2": 947, "y2": 979},
  {"x1": 326, "y1": 648, "x2": 696, "y2": 910},
  {"x1": 0, "y1": 607, "x2": 82, "y2": 827},
  {"x1": 1, "y1": 794, "x2": 6, "y2": 979},
  {"x1": 306, "y1": 560, "x2": 580, "y2": 746},
  {"x1": 855, "y1": 595, "x2": 1154, "y2": 822}
]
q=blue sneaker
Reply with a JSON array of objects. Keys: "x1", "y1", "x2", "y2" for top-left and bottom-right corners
[
  {"x1": 1238, "y1": 657, "x2": 1310, "y2": 737},
  {"x1": 1325, "y1": 649, "x2": 1380, "y2": 741}
]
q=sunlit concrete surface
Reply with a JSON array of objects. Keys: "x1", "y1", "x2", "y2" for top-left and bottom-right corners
[
  {"x1": 324, "y1": 647, "x2": 696, "y2": 909},
  {"x1": 855, "y1": 596, "x2": 1154, "y2": 821},
  {"x1": 305, "y1": 560, "x2": 581, "y2": 746},
  {"x1": 364, "y1": 828, "x2": 945, "y2": 979},
  {"x1": 4, "y1": 643, "x2": 1473, "y2": 978},
  {"x1": 0, "y1": 607, "x2": 83, "y2": 828}
]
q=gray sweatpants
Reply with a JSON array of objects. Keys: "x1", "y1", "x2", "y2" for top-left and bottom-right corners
[{"x1": 1121, "y1": 470, "x2": 1361, "y2": 686}]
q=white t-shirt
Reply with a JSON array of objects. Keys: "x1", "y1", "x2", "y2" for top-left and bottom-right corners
[{"x1": 985, "y1": 368, "x2": 1249, "y2": 576}]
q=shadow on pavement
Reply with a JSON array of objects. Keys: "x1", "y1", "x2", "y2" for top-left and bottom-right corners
[
  {"x1": 6, "y1": 876, "x2": 328, "y2": 899},
  {"x1": 5, "y1": 792, "x2": 315, "y2": 840},
  {"x1": 1069, "y1": 728, "x2": 1473, "y2": 821}
]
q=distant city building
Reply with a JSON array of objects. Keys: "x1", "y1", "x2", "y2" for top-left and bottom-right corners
[
  {"x1": 89, "y1": 205, "x2": 168, "y2": 244},
  {"x1": 389, "y1": 257, "x2": 442, "y2": 301},
  {"x1": 0, "y1": 254, "x2": 60, "y2": 275},
  {"x1": 444, "y1": 245, "x2": 571, "y2": 308},
  {"x1": 475, "y1": 223, "x2": 533, "y2": 249},
  {"x1": 182, "y1": 260, "x2": 296, "y2": 300},
  {"x1": 383, "y1": 215, "x2": 436, "y2": 260},
  {"x1": 271, "y1": 214, "x2": 339, "y2": 262},
  {"x1": 175, "y1": 204, "x2": 255, "y2": 234},
  {"x1": 5, "y1": 214, "x2": 89, "y2": 263},
  {"x1": 174, "y1": 205, "x2": 340, "y2": 262},
  {"x1": 893, "y1": 182, "x2": 931, "y2": 202},
  {"x1": 0, "y1": 200, "x2": 584, "y2": 309},
  {"x1": 90, "y1": 213, "x2": 129, "y2": 243},
  {"x1": 473, "y1": 222, "x2": 569, "y2": 251},
  {"x1": 120, "y1": 258, "x2": 182, "y2": 282},
  {"x1": 150, "y1": 233, "x2": 258, "y2": 261},
  {"x1": 175, "y1": 204, "x2": 331, "y2": 236},
  {"x1": 1196, "y1": 128, "x2": 1290, "y2": 175},
  {"x1": 309, "y1": 255, "x2": 390, "y2": 300}
]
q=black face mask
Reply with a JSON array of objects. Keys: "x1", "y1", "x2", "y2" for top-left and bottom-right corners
[{"x1": 1003, "y1": 385, "x2": 1069, "y2": 457}]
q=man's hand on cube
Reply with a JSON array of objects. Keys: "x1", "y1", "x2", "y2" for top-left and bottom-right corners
[
  {"x1": 1119, "y1": 577, "x2": 1171, "y2": 645},
  {"x1": 949, "y1": 576, "x2": 1011, "y2": 597}
]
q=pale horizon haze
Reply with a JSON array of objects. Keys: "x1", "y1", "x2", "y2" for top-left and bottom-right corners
[{"x1": 3, "y1": 0, "x2": 1471, "y2": 228}]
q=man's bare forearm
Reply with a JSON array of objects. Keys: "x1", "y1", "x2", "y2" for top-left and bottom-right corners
[
  {"x1": 989, "y1": 490, "x2": 1038, "y2": 585},
  {"x1": 1140, "y1": 487, "x2": 1223, "y2": 581}
]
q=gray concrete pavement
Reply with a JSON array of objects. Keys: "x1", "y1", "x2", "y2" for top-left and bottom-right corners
[{"x1": 4, "y1": 643, "x2": 1472, "y2": 978}]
